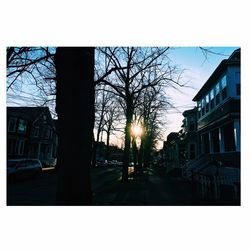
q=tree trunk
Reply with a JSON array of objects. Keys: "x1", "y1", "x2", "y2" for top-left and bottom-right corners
[
  {"x1": 132, "y1": 136, "x2": 138, "y2": 174},
  {"x1": 92, "y1": 133, "x2": 97, "y2": 167},
  {"x1": 143, "y1": 135, "x2": 152, "y2": 169},
  {"x1": 138, "y1": 136, "x2": 144, "y2": 170},
  {"x1": 106, "y1": 126, "x2": 111, "y2": 161},
  {"x1": 92, "y1": 115, "x2": 103, "y2": 168},
  {"x1": 55, "y1": 47, "x2": 95, "y2": 205},
  {"x1": 122, "y1": 104, "x2": 133, "y2": 181}
]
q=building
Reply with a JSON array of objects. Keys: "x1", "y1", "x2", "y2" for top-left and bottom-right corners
[
  {"x1": 192, "y1": 48, "x2": 240, "y2": 167},
  {"x1": 188, "y1": 48, "x2": 241, "y2": 203},
  {"x1": 163, "y1": 108, "x2": 197, "y2": 172},
  {"x1": 7, "y1": 107, "x2": 58, "y2": 166},
  {"x1": 163, "y1": 132, "x2": 183, "y2": 172},
  {"x1": 163, "y1": 49, "x2": 240, "y2": 203},
  {"x1": 181, "y1": 108, "x2": 198, "y2": 161}
]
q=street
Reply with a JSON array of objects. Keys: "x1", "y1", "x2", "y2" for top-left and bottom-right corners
[{"x1": 7, "y1": 167, "x2": 194, "y2": 206}]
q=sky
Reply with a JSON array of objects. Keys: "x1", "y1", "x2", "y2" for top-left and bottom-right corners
[{"x1": 6, "y1": 47, "x2": 239, "y2": 149}]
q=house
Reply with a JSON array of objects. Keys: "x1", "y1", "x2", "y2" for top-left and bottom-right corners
[
  {"x1": 163, "y1": 108, "x2": 197, "y2": 172},
  {"x1": 163, "y1": 132, "x2": 183, "y2": 172},
  {"x1": 192, "y1": 48, "x2": 240, "y2": 167},
  {"x1": 181, "y1": 108, "x2": 198, "y2": 161},
  {"x1": 7, "y1": 107, "x2": 58, "y2": 166},
  {"x1": 188, "y1": 48, "x2": 241, "y2": 203},
  {"x1": 162, "y1": 49, "x2": 240, "y2": 203}
]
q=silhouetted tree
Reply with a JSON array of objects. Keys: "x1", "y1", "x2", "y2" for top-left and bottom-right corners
[
  {"x1": 93, "y1": 87, "x2": 113, "y2": 166},
  {"x1": 97, "y1": 47, "x2": 174, "y2": 181},
  {"x1": 102, "y1": 100, "x2": 122, "y2": 161},
  {"x1": 55, "y1": 47, "x2": 94, "y2": 205},
  {"x1": 137, "y1": 86, "x2": 170, "y2": 169},
  {"x1": 7, "y1": 47, "x2": 56, "y2": 112}
]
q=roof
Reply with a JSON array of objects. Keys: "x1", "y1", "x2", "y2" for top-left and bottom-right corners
[
  {"x1": 7, "y1": 106, "x2": 51, "y2": 120},
  {"x1": 166, "y1": 132, "x2": 179, "y2": 142},
  {"x1": 182, "y1": 107, "x2": 197, "y2": 117},
  {"x1": 7, "y1": 107, "x2": 55, "y2": 128},
  {"x1": 193, "y1": 48, "x2": 240, "y2": 101}
]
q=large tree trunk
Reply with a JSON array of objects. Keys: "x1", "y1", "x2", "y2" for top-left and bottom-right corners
[{"x1": 55, "y1": 47, "x2": 95, "y2": 205}]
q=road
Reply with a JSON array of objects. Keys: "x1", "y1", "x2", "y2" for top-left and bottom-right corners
[{"x1": 7, "y1": 167, "x2": 193, "y2": 206}]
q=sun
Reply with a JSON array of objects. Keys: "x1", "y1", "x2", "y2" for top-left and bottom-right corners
[{"x1": 131, "y1": 123, "x2": 143, "y2": 137}]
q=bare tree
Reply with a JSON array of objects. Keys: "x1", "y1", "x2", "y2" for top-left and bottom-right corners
[
  {"x1": 102, "y1": 100, "x2": 123, "y2": 161},
  {"x1": 97, "y1": 47, "x2": 184, "y2": 181},
  {"x1": 7, "y1": 47, "x2": 57, "y2": 116},
  {"x1": 134, "y1": 84, "x2": 170, "y2": 170},
  {"x1": 93, "y1": 86, "x2": 113, "y2": 166}
]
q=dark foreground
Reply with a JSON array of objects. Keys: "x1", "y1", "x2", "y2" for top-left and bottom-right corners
[{"x1": 7, "y1": 167, "x2": 239, "y2": 206}]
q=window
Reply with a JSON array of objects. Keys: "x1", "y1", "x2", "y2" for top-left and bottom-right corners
[
  {"x1": 201, "y1": 98, "x2": 205, "y2": 116},
  {"x1": 215, "y1": 82, "x2": 220, "y2": 105},
  {"x1": 236, "y1": 84, "x2": 240, "y2": 96},
  {"x1": 221, "y1": 75, "x2": 227, "y2": 100},
  {"x1": 197, "y1": 101, "x2": 202, "y2": 118},
  {"x1": 17, "y1": 119, "x2": 27, "y2": 133},
  {"x1": 8, "y1": 117, "x2": 17, "y2": 132},
  {"x1": 16, "y1": 140, "x2": 25, "y2": 155},
  {"x1": 7, "y1": 139, "x2": 16, "y2": 155},
  {"x1": 33, "y1": 127, "x2": 39, "y2": 137},
  {"x1": 205, "y1": 94, "x2": 210, "y2": 113},
  {"x1": 210, "y1": 88, "x2": 215, "y2": 110}
]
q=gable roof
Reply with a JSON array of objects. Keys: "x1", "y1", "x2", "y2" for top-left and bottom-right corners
[
  {"x1": 7, "y1": 106, "x2": 55, "y2": 128},
  {"x1": 193, "y1": 48, "x2": 240, "y2": 102}
]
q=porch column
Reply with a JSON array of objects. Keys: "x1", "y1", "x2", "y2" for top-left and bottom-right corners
[
  {"x1": 219, "y1": 127, "x2": 225, "y2": 153},
  {"x1": 234, "y1": 120, "x2": 240, "y2": 151}
]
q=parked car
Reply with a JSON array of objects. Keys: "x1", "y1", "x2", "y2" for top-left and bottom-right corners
[
  {"x1": 7, "y1": 159, "x2": 42, "y2": 181},
  {"x1": 96, "y1": 160, "x2": 108, "y2": 167}
]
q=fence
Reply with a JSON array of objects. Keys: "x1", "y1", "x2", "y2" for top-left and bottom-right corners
[{"x1": 192, "y1": 171, "x2": 240, "y2": 202}]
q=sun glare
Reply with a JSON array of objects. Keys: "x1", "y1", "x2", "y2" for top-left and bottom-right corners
[{"x1": 131, "y1": 124, "x2": 143, "y2": 137}]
